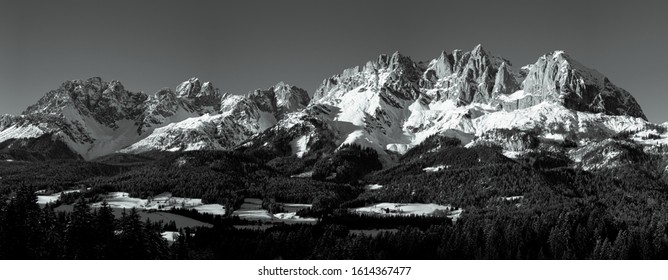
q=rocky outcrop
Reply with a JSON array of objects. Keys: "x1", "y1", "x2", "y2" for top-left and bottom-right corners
[
  {"x1": 312, "y1": 51, "x2": 423, "y2": 103},
  {"x1": 519, "y1": 51, "x2": 647, "y2": 120},
  {"x1": 122, "y1": 82, "x2": 311, "y2": 154}
]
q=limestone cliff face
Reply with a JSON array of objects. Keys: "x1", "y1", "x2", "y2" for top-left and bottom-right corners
[
  {"x1": 514, "y1": 51, "x2": 647, "y2": 120},
  {"x1": 313, "y1": 45, "x2": 646, "y2": 121}
]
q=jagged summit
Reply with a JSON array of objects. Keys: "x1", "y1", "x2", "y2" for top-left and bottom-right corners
[
  {"x1": 312, "y1": 45, "x2": 646, "y2": 120},
  {"x1": 516, "y1": 50, "x2": 647, "y2": 120}
]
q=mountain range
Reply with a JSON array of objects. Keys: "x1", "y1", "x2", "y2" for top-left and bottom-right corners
[{"x1": 1, "y1": 44, "x2": 666, "y2": 175}]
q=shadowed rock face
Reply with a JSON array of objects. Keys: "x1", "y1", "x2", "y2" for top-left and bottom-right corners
[
  {"x1": 516, "y1": 51, "x2": 647, "y2": 120},
  {"x1": 248, "y1": 82, "x2": 311, "y2": 119}
]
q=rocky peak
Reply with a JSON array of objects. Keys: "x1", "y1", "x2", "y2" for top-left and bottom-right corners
[
  {"x1": 200, "y1": 82, "x2": 216, "y2": 97},
  {"x1": 520, "y1": 51, "x2": 647, "y2": 120},
  {"x1": 0, "y1": 114, "x2": 17, "y2": 130},
  {"x1": 273, "y1": 82, "x2": 310, "y2": 113},
  {"x1": 422, "y1": 51, "x2": 455, "y2": 88},
  {"x1": 312, "y1": 51, "x2": 423, "y2": 103},
  {"x1": 176, "y1": 77, "x2": 202, "y2": 98},
  {"x1": 451, "y1": 44, "x2": 508, "y2": 105},
  {"x1": 493, "y1": 62, "x2": 520, "y2": 95},
  {"x1": 23, "y1": 78, "x2": 147, "y2": 127},
  {"x1": 247, "y1": 88, "x2": 278, "y2": 114},
  {"x1": 245, "y1": 82, "x2": 310, "y2": 119}
]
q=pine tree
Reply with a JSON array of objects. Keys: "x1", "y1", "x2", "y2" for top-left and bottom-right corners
[
  {"x1": 0, "y1": 186, "x2": 42, "y2": 259},
  {"x1": 38, "y1": 205, "x2": 64, "y2": 259},
  {"x1": 65, "y1": 199, "x2": 96, "y2": 259},
  {"x1": 118, "y1": 208, "x2": 147, "y2": 259},
  {"x1": 95, "y1": 201, "x2": 116, "y2": 259}
]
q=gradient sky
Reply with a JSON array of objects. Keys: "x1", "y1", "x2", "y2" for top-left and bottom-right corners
[{"x1": 1, "y1": 0, "x2": 667, "y2": 122}]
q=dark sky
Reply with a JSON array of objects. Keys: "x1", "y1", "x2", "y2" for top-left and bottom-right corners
[{"x1": 1, "y1": 0, "x2": 667, "y2": 122}]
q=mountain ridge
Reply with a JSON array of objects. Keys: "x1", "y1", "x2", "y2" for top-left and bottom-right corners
[{"x1": 0, "y1": 45, "x2": 662, "y2": 169}]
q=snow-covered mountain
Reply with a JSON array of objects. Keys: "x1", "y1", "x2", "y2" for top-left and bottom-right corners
[
  {"x1": 120, "y1": 82, "x2": 310, "y2": 154},
  {"x1": 0, "y1": 77, "x2": 308, "y2": 159},
  {"x1": 0, "y1": 44, "x2": 664, "y2": 167},
  {"x1": 248, "y1": 44, "x2": 655, "y2": 166}
]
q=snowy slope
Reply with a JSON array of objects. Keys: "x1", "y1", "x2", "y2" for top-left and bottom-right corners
[
  {"x1": 0, "y1": 124, "x2": 44, "y2": 143},
  {"x1": 121, "y1": 82, "x2": 309, "y2": 154}
]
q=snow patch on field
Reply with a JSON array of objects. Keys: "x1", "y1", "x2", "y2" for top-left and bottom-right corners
[
  {"x1": 36, "y1": 189, "x2": 81, "y2": 205},
  {"x1": 365, "y1": 184, "x2": 384, "y2": 190},
  {"x1": 233, "y1": 210, "x2": 273, "y2": 220},
  {"x1": 282, "y1": 203, "x2": 312, "y2": 208},
  {"x1": 192, "y1": 204, "x2": 227, "y2": 216},
  {"x1": 354, "y1": 203, "x2": 460, "y2": 217},
  {"x1": 423, "y1": 165, "x2": 450, "y2": 172},
  {"x1": 161, "y1": 231, "x2": 180, "y2": 242},
  {"x1": 501, "y1": 196, "x2": 524, "y2": 201},
  {"x1": 273, "y1": 212, "x2": 318, "y2": 222}
]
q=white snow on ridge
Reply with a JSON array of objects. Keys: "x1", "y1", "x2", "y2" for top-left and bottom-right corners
[
  {"x1": 365, "y1": 184, "x2": 384, "y2": 190},
  {"x1": 542, "y1": 133, "x2": 565, "y2": 141},
  {"x1": 502, "y1": 150, "x2": 525, "y2": 159},
  {"x1": 120, "y1": 114, "x2": 226, "y2": 154},
  {"x1": 423, "y1": 165, "x2": 450, "y2": 172},
  {"x1": 0, "y1": 124, "x2": 44, "y2": 143},
  {"x1": 498, "y1": 90, "x2": 530, "y2": 102},
  {"x1": 472, "y1": 102, "x2": 649, "y2": 139},
  {"x1": 632, "y1": 129, "x2": 668, "y2": 146}
]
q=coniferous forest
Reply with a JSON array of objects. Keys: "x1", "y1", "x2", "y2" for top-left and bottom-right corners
[{"x1": 1, "y1": 138, "x2": 668, "y2": 260}]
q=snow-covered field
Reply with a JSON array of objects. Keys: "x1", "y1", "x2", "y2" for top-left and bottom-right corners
[
  {"x1": 36, "y1": 189, "x2": 82, "y2": 205},
  {"x1": 272, "y1": 212, "x2": 317, "y2": 222},
  {"x1": 161, "y1": 231, "x2": 180, "y2": 243},
  {"x1": 365, "y1": 184, "x2": 384, "y2": 190},
  {"x1": 231, "y1": 198, "x2": 316, "y2": 223},
  {"x1": 90, "y1": 192, "x2": 226, "y2": 216},
  {"x1": 354, "y1": 202, "x2": 462, "y2": 220},
  {"x1": 233, "y1": 209, "x2": 273, "y2": 220}
]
